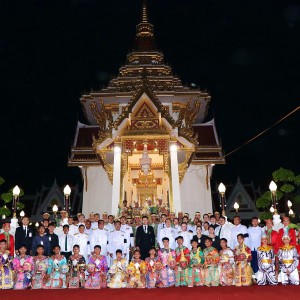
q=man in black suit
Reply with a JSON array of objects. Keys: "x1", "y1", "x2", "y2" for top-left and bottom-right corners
[
  {"x1": 15, "y1": 216, "x2": 34, "y2": 255},
  {"x1": 135, "y1": 215, "x2": 155, "y2": 260},
  {"x1": 46, "y1": 222, "x2": 59, "y2": 255}
]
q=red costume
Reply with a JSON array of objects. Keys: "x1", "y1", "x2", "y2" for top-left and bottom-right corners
[
  {"x1": 277, "y1": 227, "x2": 296, "y2": 249},
  {"x1": 264, "y1": 229, "x2": 279, "y2": 254},
  {"x1": 0, "y1": 233, "x2": 15, "y2": 256}
]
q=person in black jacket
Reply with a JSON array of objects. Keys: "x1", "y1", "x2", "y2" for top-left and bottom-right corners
[
  {"x1": 46, "y1": 222, "x2": 59, "y2": 255},
  {"x1": 193, "y1": 225, "x2": 208, "y2": 250},
  {"x1": 31, "y1": 225, "x2": 51, "y2": 256},
  {"x1": 15, "y1": 216, "x2": 34, "y2": 255},
  {"x1": 135, "y1": 215, "x2": 155, "y2": 260}
]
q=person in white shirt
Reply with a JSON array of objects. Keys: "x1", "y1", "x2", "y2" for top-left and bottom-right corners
[
  {"x1": 230, "y1": 216, "x2": 249, "y2": 250},
  {"x1": 67, "y1": 216, "x2": 78, "y2": 236},
  {"x1": 73, "y1": 224, "x2": 91, "y2": 261},
  {"x1": 177, "y1": 222, "x2": 193, "y2": 250},
  {"x1": 105, "y1": 215, "x2": 115, "y2": 233},
  {"x1": 91, "y1": 213, "x2": 100, "y2": 229},
  {"x1": 158, "y1": 218, "x2": 177, "y2": 249},
  {"x1": 157, "y1": 214, "x2": 167, "y2": 237},
  {"x1": 58, "y1": 224, "x2": 74, "y2": 260},
  {"x1": 172, "y1": 218, "x2": 181, "y2": 235},
  {"x1": 120, "y1": 216, "x2": 134, "y2": 261},
  {"x1": 108, "y1": 221, "x2": 128, "y2": 261},
  {"x1": 248, "y1": 217, "x2": 263, "y2": 275},
  {"x1": 84, "y1": 220, "x2": 93, "y2": 235},
  {"x1": 89, "y1": 219, "x2": 109, "y2": 264},
  {"x1": 215, "y1": 216, "x2": 233, "y2": 247}
]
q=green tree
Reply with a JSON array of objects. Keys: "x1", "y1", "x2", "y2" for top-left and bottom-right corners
[
  {"x1": 0, "y1": 176, "x2": 25, "y2": 217},
  {"x1": 256, "y1": 168, "x2": 300, "y2": 220}
]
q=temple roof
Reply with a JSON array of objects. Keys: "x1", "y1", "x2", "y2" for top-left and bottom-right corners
[{"x1": 80, "y1": 1, "x2": 210, "y2": 125}]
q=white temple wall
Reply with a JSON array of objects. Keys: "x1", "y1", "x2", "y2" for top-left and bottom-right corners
[
  {"x1": 180, "y1": 164, "x2": 213, "y2": 215},
  {"x1": 82, "y1": 166, "x2": 112, "y2": 215}
]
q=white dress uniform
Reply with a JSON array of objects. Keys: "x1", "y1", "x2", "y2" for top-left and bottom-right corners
[
  {"x1": 58, "y1": 233, "x2": 74, "y2": 253},
  {"x1": 158, "y1": 227, "x2": 177, "y2": 249},
  {"x1": 230, "y1": 224, "x2": 249, "y2": 250},
  {"x1": 248, "y1": 226, "x2": 263, "y2": 251},
  {"x1": 89, "y1": 228, "x2": 109, "y2": 254},
  {"x1": 105, "y1": 223, "x2": 115, "y2": 233},
  {"x1": 157, "y1": 222, "x2": 166, "y2": 237},
  {"x1": 68, "y1": 224, "x2": 78, "y2": 236},
  {"x1": 121, "y1": 224, "x2": 134, "y2": 260},
  {"x1": 73, "y1": 232, "x2": 91, "y2": 261},
  {"x1": 108, "y1": 230, "x2": 128, "y2": 260},
  {"x1": 89, "y1": 228, "x2": 110, "y2": 265},
  {"x1": 172, "y1": 224, "x2": 181, "y2": 235},
  {"x1": 215, "y1": 223, "x2": 233, "y2": 246},
  {"x1": 177, "y1": 230, "x2": 193, "y2": 250}
]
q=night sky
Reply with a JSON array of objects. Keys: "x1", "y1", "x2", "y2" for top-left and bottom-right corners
[{"x1": 0, "y1": 0, "x2": 299, "y2": 196}]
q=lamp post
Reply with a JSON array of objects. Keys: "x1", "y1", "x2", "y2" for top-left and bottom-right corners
[
  {"x1": 52, "y1": 204, "x2": 58, "y2": 226},
  {"x1": 12, "y1": 185, "x2": 21, "y2": 218},
  {"x1": 287, "y1": 200, "x2": 294, "y2": 217},
  {"x1": 233, "y1": 202, "x2": 239, "y2": 215},
  {"x1": 270, "y1": 206, "x2": 275, "y2": 214},
  {"x1": 269, "y1": 181, "x2": 278, "y2": 214},
  {"x1": 218, "y1": 182, "x2": 226, "y2": 216},
  {"x1": 63, "y1": 185, "x2": 71, "y2": 216},
  {"x1": 20, "y1": 211, "x2": 25, "y2": 218}
]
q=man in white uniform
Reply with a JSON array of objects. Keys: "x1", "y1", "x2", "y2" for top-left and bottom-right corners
[
  {"x1": 120, "y1": 216, "x2": 134, "y2": 261},
  {"x1": 177, "y1": 222, "x2": 193, "y2": 250},
  {"x1": 215, "y1": 216, "x2": 233, "y2": 247},
  {"x1": 108, "y1": 221, "x2": 128, "y2": 260},
  {"x1": 73, "y1": 224, "x2": 90, "y2": 261},
  {"x1": 89, "y1": 219, "x2": 110, "y2": 264},
  {"x1": 105, "y1": 215, "x2": 115, "y2": 233},
  {"x1": 158, "y1": 218, "x2": 177, "y2": 249},
  {"x1": 230, "y1": 216, "x2": 249, "y2": 250},
  {"x1": 248, "y1": 216, "x2": 263, "y2": 275}
]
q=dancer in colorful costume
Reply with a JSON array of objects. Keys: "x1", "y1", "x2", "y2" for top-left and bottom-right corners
[
  {"x1": 32, "y1": 245, "x2": 49, "y2": 289},
  {"x1": 187, "y1": 239, "x2": 204, "y2": 287},
  {"x1": 257, "y1": 235, "x2": 277, "y2": 285},
  {"x1": 234, "y1": 234, "x2": 253, "y2": 286},
  {"x1": 13, "y1": 245, "x2": 34, "y2": 289},
  {"x1": 85, "y1": 245, "x2": 108, "y2": 289},
  {"x1": 108, "y1": 249, "x2": 128, "y2": 288},
  {"x1": 219, "y1": 238, "x2": 234, "y2": 286},
  {"x1": 202, "y1": 237, "x2": 220, "y2": 287},
  {"x1": 277, "y1": 235, "x2": 299, "y2": 285},
  {"x1": 0, "y1": 239, "x2": 14, "y2": 289}
]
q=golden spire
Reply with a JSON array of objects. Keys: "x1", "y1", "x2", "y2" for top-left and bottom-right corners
[
  {"x1": 134, "y1": 0, "x2": 156, "y2": 51},
  {"x1": 142, "y1": 0, "x2": 148, "y2": 23}
]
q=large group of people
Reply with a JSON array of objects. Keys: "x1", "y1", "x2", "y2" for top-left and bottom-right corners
[{"x1": 0, "y1": 208, "x2": 299, "y2": 290}]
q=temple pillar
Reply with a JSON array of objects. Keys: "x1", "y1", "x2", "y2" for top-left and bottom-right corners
[
  {"x1": 111, "y1": 146, "x2": 121, "y2": 216},
  {"x1": 170, "y1": 144, "x2": 181, "y2": 213},
  {"x1": 180, "y1": 164, "x2": 213, "y2": 215}
]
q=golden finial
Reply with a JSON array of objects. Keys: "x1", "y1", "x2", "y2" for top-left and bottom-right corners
[{"x1": 142, "y1": 0, "x2": 148, "y2": 23}]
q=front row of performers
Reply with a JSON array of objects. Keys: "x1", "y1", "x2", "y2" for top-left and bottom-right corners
[{"x1": 0, "y1": 233, "x2": 299, "y2": 289}]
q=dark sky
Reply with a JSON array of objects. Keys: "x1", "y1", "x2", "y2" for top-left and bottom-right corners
[{"x1": 0, "y1": 0, "x2": 299, "y2": 195}]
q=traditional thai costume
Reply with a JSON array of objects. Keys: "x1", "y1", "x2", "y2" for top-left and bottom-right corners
[
  {"x1": 85, "y1": 254, "x2": 108, "y2": 289},
  {"x1": 278, "y1": 244, "x2": 299, "y2": 285},
  {"x1": 187, "y1": 247, "x2": 204, "y2": 287},
  {"x1": 126, "y1": 259, "x2": 147, "y2": 288},
  {"x1": 67, "y1": 254, "x2": 86, "y2": 288},
  {"x1": 0, "y1": 233, "x2": 14, "y2": 256},
  {"x1": 202, "y1": 246, "x2": 220, "y2": 287},
  {"x1": 32, "y1": 255, "x2": 49, "y2": 289},
  {"x1": 45, "y1": 255, "x2": 69, "y2": 289},
  {"x1": 175, "y1": 247, "x2": 190, "y2": 287},
  {"x1": 157, "y1": 248, "x2": 176, "y2": 287},
  {"x1": 0, "y1": 250, "x2": 14, "y2": 289},
  {"x1": 13, "y1": 255, "x2": 34, "y2": 289},
  {"x1": 107, "y1": 258, "x2": 128, "y2": 288},
  {"x1": 234, "y1": 243, "x2": 253, "y2": 286},
  {"x1": 219, "y1": 247, "x2": 234, "y2": 286},
  {"x1": 145, "y1": 256, "x2": 160, "y2": 288},
  {"x1": 257, "y1": 245, "x2": 277, "y2": 285}
]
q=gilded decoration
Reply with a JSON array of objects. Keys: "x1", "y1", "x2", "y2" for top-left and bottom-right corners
[
  {"x1": 176, "y1": 99, "x2": 201, "y2": 144},
  {"x1": 98, "y1": 152, "x2": 113, "y2": 183},
  {"x1": 91, "y1": 99, "x2": 114, "y2": 146}
]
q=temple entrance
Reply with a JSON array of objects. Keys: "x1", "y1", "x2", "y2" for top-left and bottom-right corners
[{"x1": 121, "y1": 140, "x2": 171, "y2": 210}]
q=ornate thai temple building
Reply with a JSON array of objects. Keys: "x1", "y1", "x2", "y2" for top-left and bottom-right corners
[{"x1": 68, "y1": 2, "x2": 225, "y2": 216}]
